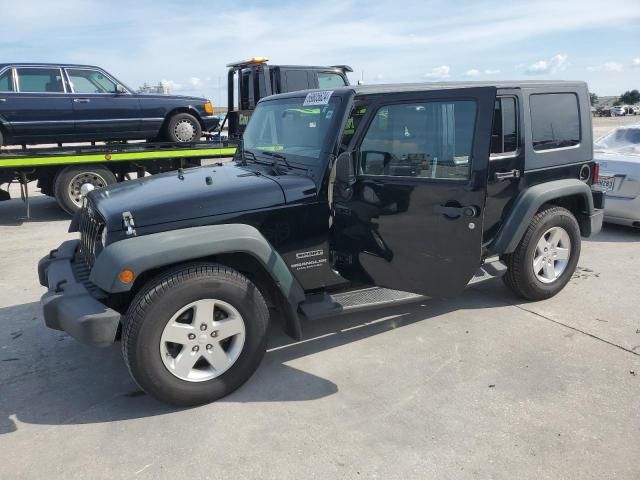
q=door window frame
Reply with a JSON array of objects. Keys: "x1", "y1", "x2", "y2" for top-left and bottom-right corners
[
  {"x1": 0, "y1": 66, "x2": 15, "y2": 92},
  {"x1": 490, "y1": 95, "x2": 520, "y2": 160},
  {"x1": 14, "y1": 66, "x2": 68, "y2": 94},
  {"x1": 64, "y1": 67, "x2": 129, "y2": 95},
  {"x1": 353, "y1": 96, "x2": 481, "y2": 183}
]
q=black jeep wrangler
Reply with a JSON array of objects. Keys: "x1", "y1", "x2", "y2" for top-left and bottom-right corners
[{"x1": 39, "y1": 81, "x2": 604, "y2": 406}]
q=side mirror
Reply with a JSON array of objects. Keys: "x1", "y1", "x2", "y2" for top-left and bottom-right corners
[
  {"x1": 335, "y1": 151, "x2": 355, "y2": 185},
  {"x1": 115, "y1": 84, "x2": 128, "y2": 94}
]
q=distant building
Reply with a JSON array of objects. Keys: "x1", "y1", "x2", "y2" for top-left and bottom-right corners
[{"x1": 137, "y1": 82, "x2": 172, "y2": 95}]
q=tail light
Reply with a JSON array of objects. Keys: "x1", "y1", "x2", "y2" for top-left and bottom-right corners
[{"x1": 592, "y1": 162, "x2": 600, "y2": 185}]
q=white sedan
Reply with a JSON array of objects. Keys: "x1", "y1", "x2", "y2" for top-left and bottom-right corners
[{"x1": 595, "y1": 125, "x2": 640, "y2": 227}]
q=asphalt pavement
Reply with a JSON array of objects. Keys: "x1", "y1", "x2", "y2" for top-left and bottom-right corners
[{"x1": 0, "y1": 162, "x2": 639, "y2": 479}]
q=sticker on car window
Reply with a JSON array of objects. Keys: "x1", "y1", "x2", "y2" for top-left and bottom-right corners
[{"x1": 303, "y1": 90, "x2": 333, "y2": 106}]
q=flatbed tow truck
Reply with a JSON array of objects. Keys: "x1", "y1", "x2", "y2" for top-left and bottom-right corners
[{"x1": 0, "y1": 58, "x2": 351, "y2": 215}]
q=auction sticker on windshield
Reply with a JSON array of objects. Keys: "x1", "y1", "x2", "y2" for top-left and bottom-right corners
[{"x1": 304, "y1": 90, "x2": 333, "y2": 106}]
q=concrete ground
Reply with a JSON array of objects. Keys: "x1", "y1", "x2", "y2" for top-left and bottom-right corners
[{"x1": 1, "y1": 119, "x2": 639, "y2": 479}]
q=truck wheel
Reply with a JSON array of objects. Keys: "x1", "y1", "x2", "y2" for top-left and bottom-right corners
[
  {"x1": 502, "y1": 206, "x2": 580, "y2": 300},
  {"x1": 121, "y1": 263, "x2": 269, "y2": 406},
  {"x1": 53, "y1": 165, "x2": 116, "y2": 214},
  {"x1": 165, "y1": 113, "x2": 202, "y2": 143}
]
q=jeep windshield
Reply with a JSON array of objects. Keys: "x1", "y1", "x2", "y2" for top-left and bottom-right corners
[{"x1": 242, "y1": 96, "x2": 342, "y2": 163}]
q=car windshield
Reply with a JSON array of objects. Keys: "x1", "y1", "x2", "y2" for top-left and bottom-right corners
[
  {"x1": 243, "y1": 96, "x2": 341, "y2": 162},
  {"x1": 595, "y1": 126, "x2": 640, "y2": 155}
]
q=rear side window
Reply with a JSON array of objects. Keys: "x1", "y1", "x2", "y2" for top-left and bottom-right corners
[
  {"x1": 16, "y1": 68, "x2": 65, "y2": 93},
  {"x1": 530, "y1": 93, "x2": 580, "y2": 151},
  {"x1": 283, "y1": 70, "x2": 310, "y2": 92},
  {"x1": 318, "y1": 72, "x2": 347, "y2": 88},
  {"x1": 491, "y1": 97, "x2": 518, "y2": 155},
  {"x1": 0, "y1": 69, "x2": 13, "y2": 92}
]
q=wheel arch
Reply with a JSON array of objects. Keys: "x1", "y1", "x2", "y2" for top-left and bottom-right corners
[
  {"x1": 91, "y1": 224, "x2": 305, "y2": 339},
  {"x1": 488, "y1": 179, "x2": 595, "y2": 255},
  {"x1": 162, "y1": 107, "x2": 205, "y2": 130}
]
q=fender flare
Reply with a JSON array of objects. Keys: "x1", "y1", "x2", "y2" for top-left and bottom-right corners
[
  {"x1": 90, "y1": 224, "x2": 306, "y2": 337},
  {"x1": 488, "y1": 179, "x2": 595, "y2": 255}
]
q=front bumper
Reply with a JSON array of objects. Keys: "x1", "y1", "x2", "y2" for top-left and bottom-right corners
[
  {"x1": 201, "y1": 116, "x2": 220, "y2": 132},
  {"x1": 38, "y1": 240, "x2": 120, "y2": 347}
]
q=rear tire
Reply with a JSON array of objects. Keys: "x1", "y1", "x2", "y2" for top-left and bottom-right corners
[
  {"x1": 122, "y1": 263, "x2": 269, "y2": 406},
  {"x1": 165, "y1": 113, "x2": 202, "y2": 143},
  {"x1": 503, "y1": 206, "x2": 581, "y2": 300},
  {"x1": 53, "y1": 165, "x2": 116, "y2": 214}
]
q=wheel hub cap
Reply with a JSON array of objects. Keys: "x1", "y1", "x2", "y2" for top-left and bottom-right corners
[
  {"x1": 159, "y1": 299, "x2": 245, "y2": 382},
  {"x1": 533, "y1": 226, "x2": 571, "y2": 283},
  {"x1": 174, "y1": 120, "x2": 196, "y2": 142},
  {"x1": 68, "y1": 172, "x2": 107, "y2": 206}
]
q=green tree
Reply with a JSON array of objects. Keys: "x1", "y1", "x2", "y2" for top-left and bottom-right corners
[
  {"x1": 589, "y1": 92, "x2": 598, "y2": 106},
  {"x1": 619, "y1": 89, "x2": 640, "y2": 105}
]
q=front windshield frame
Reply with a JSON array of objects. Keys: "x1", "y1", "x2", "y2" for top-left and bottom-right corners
[{"x1": 241, "y1": 95, "x2": 345, "y2": 166}]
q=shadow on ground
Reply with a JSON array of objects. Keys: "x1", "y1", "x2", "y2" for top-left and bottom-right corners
[
  {"x1": 0, "y1": 193, "x2": 69, "y2": 226},
  {"x1": 0, "y1": 290, "x2": 510, "y2": 434}
]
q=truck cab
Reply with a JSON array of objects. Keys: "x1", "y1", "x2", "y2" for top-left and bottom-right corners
[
  {"x1": 223, "y1": 57, "x2": 351, "y2": 138},
  {"x1": 39, "y1": 81, "x2": 604, "y2": 406}
]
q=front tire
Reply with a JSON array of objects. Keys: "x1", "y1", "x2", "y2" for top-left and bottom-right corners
[
  {"x1": 53, "y1": 165, "x2": 117, "y2": 214},
  {"x1": 165, "y1": 113, "x2": 202, "y2": 143},
  {"x1": 122, "y1": 263, "x2": 269, "y2": 406},
  {"x1": 503, "y1": 206, "x2": 581, "y2": 300}
]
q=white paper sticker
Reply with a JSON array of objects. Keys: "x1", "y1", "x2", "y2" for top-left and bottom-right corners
[{"x1": 303, "y1": 90, "x2": 333, "y2": 106}]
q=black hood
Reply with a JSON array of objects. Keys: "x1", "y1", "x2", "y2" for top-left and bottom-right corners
[{"x1": 89, "y1": 164, "x2": 307, "y2": 231}]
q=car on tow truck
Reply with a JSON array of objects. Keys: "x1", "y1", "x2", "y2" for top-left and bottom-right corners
[
  {"x1": 0, "y1": 63, "x2": 219, "y2": 146},
  {"x1": 39, "y1": 80, "x2": 604, "y2": 406}
]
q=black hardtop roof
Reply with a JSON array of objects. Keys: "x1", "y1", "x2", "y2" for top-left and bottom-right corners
[
  {"x1": 0, "y1": 62, "x2": 103, "y2": 70},
  {"x1": 265, "y1": 80, "x2": 588, "y2": 101}
]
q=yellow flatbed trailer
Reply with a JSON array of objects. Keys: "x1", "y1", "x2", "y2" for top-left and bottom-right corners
[{"x1": 0, "y1": 141, "x2": 237, "y2": 216}]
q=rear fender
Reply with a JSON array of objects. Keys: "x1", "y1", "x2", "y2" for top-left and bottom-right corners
[{"x1": 488, "y1": 179, "x2": 597, "y2": 255}]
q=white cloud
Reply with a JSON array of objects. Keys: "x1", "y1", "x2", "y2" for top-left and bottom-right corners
[
  {"x1": 632, "y1": 58, "x2": 640, "y2": 68},
  {"x1": 587, "y1": 61, "x2": 624, "y2": 72},
  {"x1": 465, "y1": 68, "x2": 500, "y2": 77},
  {"x1": 525, "y1": 54, "x2": 568, "y2": 74},
  {"x1": 189, "y1": 77, "x2": 203, "y2": 88},
  {"x1": 160, "y1": 79, "x2": 182, "y2": 91},
  {"x1": 424, "y1": 65, "x2": 450, "y2": 79}
]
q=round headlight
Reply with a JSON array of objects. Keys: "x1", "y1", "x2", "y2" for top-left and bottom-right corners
[{"x1": 101, "y1": 227, "x2": 108, "y2": 247}]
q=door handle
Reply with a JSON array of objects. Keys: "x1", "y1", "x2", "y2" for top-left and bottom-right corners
[
  {"x1": 495, "y1": 169, "x2": 521, "y2": 181},
  {"x1": 434, "y1": 204, "x2": 478, "y2": 218},
  {"x1": 0, "y1": 98, "x2": 6, "y2": 102},
  {"x1": 73, "y1": 98, "x2": 91, "y2": 103}
]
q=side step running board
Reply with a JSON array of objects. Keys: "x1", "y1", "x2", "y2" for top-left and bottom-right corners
[
  {"x1": 299, "y1": 260, "x2": 507, "y2": 321},
  {"x1": 300, "y1": 287, "x2": 422, "y2": 321}
]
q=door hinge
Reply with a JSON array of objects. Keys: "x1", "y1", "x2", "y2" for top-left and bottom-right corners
[{"x1": 495, "y1": 169, "x2": 521, "y2": 181}]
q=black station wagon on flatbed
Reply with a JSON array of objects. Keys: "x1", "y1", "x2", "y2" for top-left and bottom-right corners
[
  {"x1": 0, "y1": 63, "x2": 219, "y2": 147},
  {"x1": 39, "y1": 80, "x2": 604, "y2": 406}
]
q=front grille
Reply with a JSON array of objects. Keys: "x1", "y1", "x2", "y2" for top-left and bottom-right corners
[{"x1": 78, "y1": 200, "x2": 104, "y2": 267}]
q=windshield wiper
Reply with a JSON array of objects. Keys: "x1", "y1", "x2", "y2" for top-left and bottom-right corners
[{"x1": 260, "y1": 150, "x2": 293, "y2": 173}]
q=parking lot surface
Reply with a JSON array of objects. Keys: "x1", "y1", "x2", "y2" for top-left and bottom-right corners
[{"x1": 1, "y1": 130, "x2": 639, "y2": 479}]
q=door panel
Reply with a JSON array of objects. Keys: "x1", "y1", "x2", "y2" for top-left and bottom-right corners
[
  {"x1": 331, "y1": 87, "x2": 496, "y2": 297},
  {"x1": 66, "y1": 68, "x2": 141, "y2": 136},
  {"x1": 8, "y1": 67, "x2": 73, "y2": 138}
]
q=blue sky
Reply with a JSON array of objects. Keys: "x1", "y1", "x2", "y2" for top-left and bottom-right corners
[{"x1": 1, "y1": 0, "x2": 639, "y2": 105}]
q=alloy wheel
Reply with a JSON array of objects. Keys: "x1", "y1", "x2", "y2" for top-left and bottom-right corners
[
  {"x1": 159, "y1": 299, "x2": 246, "y2": 382},
  {"x1": 532, "y1": 226, "x2": 571, "y2": 283}
]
